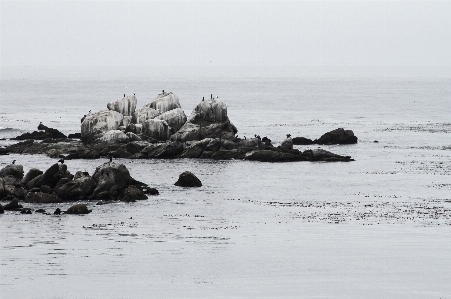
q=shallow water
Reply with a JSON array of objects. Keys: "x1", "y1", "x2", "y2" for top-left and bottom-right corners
[{"x1": 1, "y1": 66, "x2": 450, "y2": 298}]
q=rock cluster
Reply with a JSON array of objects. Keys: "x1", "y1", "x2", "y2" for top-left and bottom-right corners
[
  {"x1": 293, "y1": 128, "x2": 358, "y2": 145},
  {"x1": 4, "y1": 92, "x2": 356, "y2": 163},
  {"x1": 13, "y1": 123, "x2": 67, "y2": 140},
  {"x1": 0, "y1": 161, "x2": 155, "y2": 207}
]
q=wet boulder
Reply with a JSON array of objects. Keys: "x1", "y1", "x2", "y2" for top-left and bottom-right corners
[
  {"x1": 174, "y1": 171, "x2": 202, "y2": 187},
  {"x1": 81, "y1": 110, "x2": 124, "y2": 144},
  {"x1": 65, "y1": 204, "x2": 92, "y2": 214},
  {"x1": 20, "y1": 168, "x2": 43, "y2": 186},
  {"x1": 3, "y1": 199, "x2": 23, "y2": 211},
  {"x1": 292, "y1": 137, "x2": 314, "y2": 145},
  {"x1": 0, "y1": 204, "x2": 3, "y2": 214},
  {"x1": 55, "y1": 172, "x2": 95, "y2": 201},
  {"x1": 92, "y1": 162, "x2": 134, "y2": 188},
  {"x1": 0, "y1": 164, "x2": 24, "y2": 185},
  {"x1": 279, "y1": 137, "x2": 294, "y2": 152},
  {"x1": 146, "y1": 92, "x2": 181, "y2": 113},
  {"x1": 122, "y1": 186, "x2": 147, "y2": 202},
  {"x1": 36, "y1": 163, "x2": 72, "y2": 189},
  {"x1": 244, "y1": 150, "x2": 306, "y2": 162},
  {"x1": 316, "y1": 128, "x2": 358, "y2": 145},
  {"x1": 126, "y1": 141, "x2": 151, "y2": 154},
  {"x1": 107, "y1": 95, "x2": 137, "y2": 116}
]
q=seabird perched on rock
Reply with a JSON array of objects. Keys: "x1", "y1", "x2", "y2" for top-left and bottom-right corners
[
  {"x1": 286, "y1": 134, "x2": 291, "y2": 138},
  {"x1": 211, "y1": 94, "x2": 213, "y2": 99},
  {"x1": 12, "y1": 160, "x2": 16, "y2": 164},
  {"x1": 109, "y1": 154, "x2": 113, "y2": 162},
  {"x1": 58, "y1": 158, "x2": 64, "y2": 164},
  {"x1": 162, "y1": 90, "x2": 164, "y2": 93},
  {"x1": 244, "y1": 136, "x2": 246, "y2": 140},
  {"x1": 124, "y1": 94, "x2": 125, "y2": 97},
  {"x1": 202, "y1": 97, "x2": 204, "y2": 101},
  {"x1": 89, "y1": 110, "x2": 91, "y2": 114}
]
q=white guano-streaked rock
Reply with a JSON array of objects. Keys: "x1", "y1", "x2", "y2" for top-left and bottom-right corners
[
  {"x1": 155, "y1": 108, "x2": 187, "y2": 132},
  {"x1": 97, "y1": 130, "x2": 129, "y2": 144},
  {"x1": 132, "y1": 107, "x2": 160, "y2": 125},
  {"x1": 188, "y1": 97, "x2": 228, "y2": 124},
  {"x1": 81, "y1": 110, "x2": 124, "y2": 144},
  {"x1": 107, "y1": 95, "x2": 137, "y2": 116},
  {"x1": 142, "y1": 119, "x2": 171, "y2": 141},
  {"x1": 146, "y1": 92, "x2": 181, "y2": 113}
]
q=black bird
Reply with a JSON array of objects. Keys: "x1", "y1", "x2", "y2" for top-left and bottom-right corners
[
  {"x1": 134, "y1": 93, "x2": 135, "y2": 96},
  {"x1": 254, "y1": 134, "x2": 257, "y2": 138},
  {"x1": 89, "y1": 110, "x2": 91, "y2": 114},
  {"x1": 12, "y1": 160, "x2": 16, "y2": 164},
  {"x1": 286, "y1": 134, "x2": 291, "y2": 138},
  {"x1": 124, "y1": 94, "x2": 125, "y2": 97},
  {"x1": 109, "y1": 154, "x2": 113, "y2": 162},
  {"x1": 211, "y1": 94, "x2": 213, "y2": 99},
  {"x1": 58, "y1": 158, "x2": 64, "y2": 164},
  {"x1": 244, "y1": 136, "x2": 246, "y2": 140},
  {"x1": 162, "y1": 90, "x2": 164, "y2": 93},
  {"x1": 202, "y1": 97, "x2": 204, "y2": 101}
]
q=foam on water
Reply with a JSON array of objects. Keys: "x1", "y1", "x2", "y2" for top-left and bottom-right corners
[{"x1": 0, "y1": 66, "x2": 450, "y2": 298}]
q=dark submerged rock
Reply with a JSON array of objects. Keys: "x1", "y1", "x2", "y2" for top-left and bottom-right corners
[
  {"x1": 174, "y1": 171, "x2": 202, "y2": 187},
  {"x1": 3, "y1": 199, "x2": 23, "y2": 211},
  {"x1": 65, "y1": 204, "x2": 91, "y2": 214}
]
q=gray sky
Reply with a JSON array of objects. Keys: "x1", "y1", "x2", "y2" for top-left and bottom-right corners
[{"x1": 1, "y1": 1, "x2": 450, "y2": 67}]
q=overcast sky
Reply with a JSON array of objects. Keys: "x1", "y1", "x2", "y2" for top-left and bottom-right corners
[{"x1": 1, "y1": 1, "x2": 450, "y2": 67}]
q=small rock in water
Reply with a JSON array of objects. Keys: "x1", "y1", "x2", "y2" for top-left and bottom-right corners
[
  {"x1": 54, "y1": 208, "x2": 62, "y2": 215},
  {"x1": 174, "y1": 171, "x2": 202, "y2": 187},
  {"x1": 65, "y1": 204, "x2": 92, "y2": 215}
]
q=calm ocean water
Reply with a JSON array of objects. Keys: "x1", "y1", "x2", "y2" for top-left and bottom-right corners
[{"x1": 1, "y1": 66, "x2": 450, "y2": 298}]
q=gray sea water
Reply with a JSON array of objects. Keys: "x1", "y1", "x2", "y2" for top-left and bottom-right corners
[{"x1": 1, "y1": 65, "x2": 450, "y2": 298}]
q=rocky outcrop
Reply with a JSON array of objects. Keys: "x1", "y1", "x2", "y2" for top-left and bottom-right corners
[
  {"x1": 174, "y1": 171, "x2": 202, "y2": 187},
  {"x1": 13, "y1": 123, "x2": 67, "y2": 140},
  {"x1": 146, "y1": 92, "x2": 181, "y2": 113},
  {"x1": 81, "y1": 110, "x2": 124, "y2": 144},
  {"x1": 107, "y1": 95, "x2": 137, "y2": 116},
  {"x1": 171, "y1": 98, "x2": 237, "y2": 142},
  {"x1": 316, "y1": 128, "x2": 358, "y2": 145},
  {"x1": 141, "y1": 142, "x2": 184, "y2": 158}
]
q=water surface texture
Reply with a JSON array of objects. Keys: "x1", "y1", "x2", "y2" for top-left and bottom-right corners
[{"x1": 1, "y1": 66, "x2": 450, "y2": 299}]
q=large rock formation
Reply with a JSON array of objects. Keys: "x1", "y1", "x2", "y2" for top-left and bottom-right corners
[
  {"x1": 0, "y1": 164, "x2": 24, "y2": 185},
  {"x1": 146, "y1": 92, "x2": 181, "y2": 113},
  {"x1": 81, "y1": 110, "x2": 124, "y2": 144},
  {"x1": 171, "y1": 97, "x2": 237, "y2": 142},
  {"x1": 142, "y1": 119, "x2": 172, "y2": 141},
  {"x1": 107, "y1": 95, "x2": 137, "y2": 116}
]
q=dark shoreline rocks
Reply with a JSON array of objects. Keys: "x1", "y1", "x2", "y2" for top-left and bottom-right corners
[
  {"x1": 0, "y1": 161, "x2": 158, "y2": 215},
  {"x1": 293, "y1": 128, "x2": 358, "y2": 145}
]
